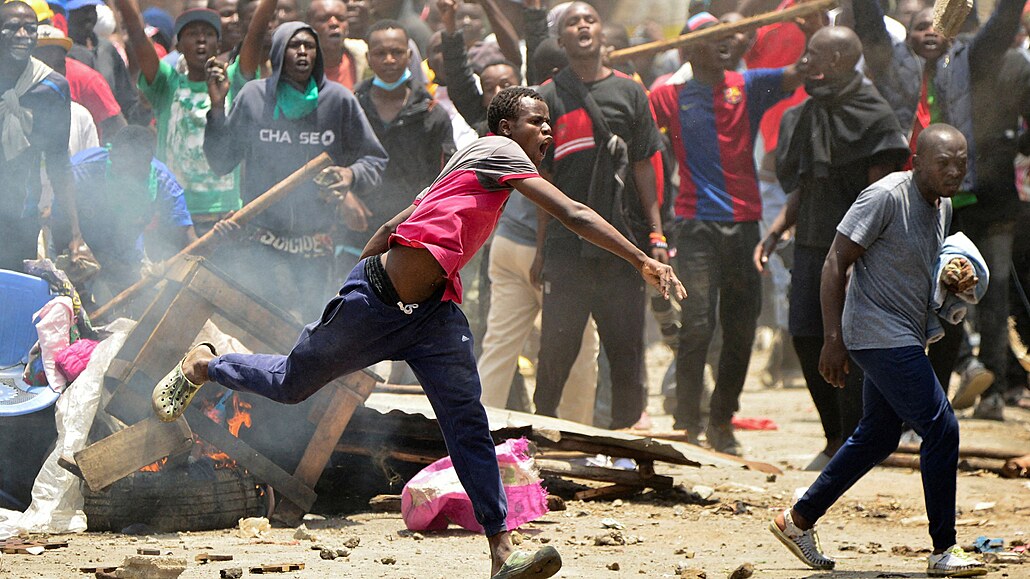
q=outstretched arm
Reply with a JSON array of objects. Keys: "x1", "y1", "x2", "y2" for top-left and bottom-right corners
[
  {"x1": 238, "y1": 0, "x2": 280, "y2": 79},
  {"x1": 818, "y1": 232, "x2": 866, "y2": 388},
  {"x1": 513, "y1": 176, "x2": 686, "y2": 300},
  {"x1": 111, "y1": 0, "x2": 159, "y2": 84},
  {"x1": 475, "y1": 0, "x2": 523, "y2": 69}
]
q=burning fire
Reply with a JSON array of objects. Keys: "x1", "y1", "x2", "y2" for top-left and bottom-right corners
[{"x1": 139, "y1": 392, "x2": 253, "y2": 472}]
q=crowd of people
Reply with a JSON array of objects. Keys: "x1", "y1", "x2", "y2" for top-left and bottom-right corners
[{"x1": 3, "y1": 0, "x2": 1030, "y2": 576}]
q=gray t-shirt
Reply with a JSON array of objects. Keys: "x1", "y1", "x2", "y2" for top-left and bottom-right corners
[
  {"x1": 837, "y1": 171, "x2": 952, "y2": 350},
  {"x1": 496, "y1": 191, "x2": 538, "y2": 247}
]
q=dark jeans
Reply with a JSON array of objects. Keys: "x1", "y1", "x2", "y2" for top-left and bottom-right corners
[
  {"x1": 789, "y1": 245, "x2": 864, "y2": 444},
  {"x1": 793, "y1": 336, "x2": 864, "y2": 444},
  {"x1": 963, "y1": 219, "x2": 1015, "y2": 397},
  {"x1": 794, "y1": 346, "x2": 959, "y2": 551},
  {"x1": 674, "y1": 220, "x2": 761, "y2": 430},
  {"x1": 535, "y1": 251, "x2": 646, "y2": 429},
  {"x1": 208, "y1": 259, "x2": 508, "y2": 536}
]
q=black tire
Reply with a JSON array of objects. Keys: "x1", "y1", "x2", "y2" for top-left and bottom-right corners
[{"x1": 83, "y1": 467, "x2": 263, "y2": 532}]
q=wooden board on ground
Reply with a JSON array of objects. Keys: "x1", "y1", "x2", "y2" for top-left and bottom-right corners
[
  {"x1": 74, "y1": 417, "x2": 193, "y2": 492},
  {"x1": 250, "y1": 563, "x2": 305, "y2": 573},
  {"x1": 195, "y1": 553, "x2": 234, "y2": 562},
  {"x1": 535, "y1": 459, "x2": 674, "y2": 489},
  {"x1": 1, "y1": 538, "x2": 68, "y2": 554},
  {"x1": 573, "y1": 484, "x2": 640, "y2": 502}
]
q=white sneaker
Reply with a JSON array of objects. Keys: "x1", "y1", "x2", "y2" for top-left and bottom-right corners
[
  {"x1": 927, "y1": 545, "x2": 987, "y2": 577},
  {"x1": 769, "y1": 509, "x2": 835, "y2": 570}
]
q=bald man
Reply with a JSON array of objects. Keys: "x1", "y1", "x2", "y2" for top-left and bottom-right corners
[
  {"x1": 770, "y1": 125, "x2": 986, "y2": 578},
  {"x1": 756, "y1": 27, "x2": 909, "y2": 470}
]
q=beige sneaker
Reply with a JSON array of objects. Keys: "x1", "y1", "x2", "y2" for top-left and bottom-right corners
[{"x1": 769, "y1": 509, "x2": 835, "y2": 570}]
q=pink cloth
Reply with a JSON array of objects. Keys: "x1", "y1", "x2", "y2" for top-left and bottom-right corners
[
  {"x1": 401, "y1": 438, "x2": 549, "y2": 533},
  {"x1": 390, "y1": 136, "x2": 539, "y2": 303},
  {"x1": 33, "y1": 296, "x2": 75, "y2": 392},
  {"x1": 55, "y1": 338, "x2": 99, "y2": 383}
]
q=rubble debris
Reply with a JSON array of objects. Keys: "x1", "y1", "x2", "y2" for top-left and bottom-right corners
[
  {"x1": 674, "y1": 547, "x2": 695, "y2": 558},
  {"x1": 607, "y1": 562, "x2": 620, "y2": 570},
  {"x1": 1, "y1": 538, "x2": 69, "y2": 554},
  {"x1": 80, "y1": 566, "x2": 119, "y2": 574},
  {"x1": 380, "y1": 556, "x2": 397, "y2": 565},
  {"x1": 891, "y1": 545, "x2": 931, "y2": 557},
  {"x1": 983, "y1": 552, "x2": 1023, "y2": 564},
  {"x1": 676, "y1": 563, "x2": 707, "y2": 578},
  {"x1": 109, "y1": 555, "x2": 186, "y2": 579},
  {"x1": 249, "y1": 563, "x2": 305, "y2": 573},
  {"x1": 319, "y1": 548, "x2": 337, "y2": 560},
  {"x1": 974, "y1": 536, "x2": 1004, "y2": 553},
  {"x1": 600, "y1": 518, "x2": 624, "y2": 530},
  {"x1": 194, "y1": 553, "x2": 234, "y2": 562},
  {"x1": 135, "y1": 548, "x2": 160, "y2": 556},
  {"x1": 368, "y1": 494, "x2": 402, "y2": 512},
  {"x1": 343, "y1": 537, "x2": 361, "y2": 549},
  {"x1": 511, "y1": 531, "x2": 524, "y2": 545},
  {"x1": 546, "y1": 495, "x2": 566, "y2": 511},
  {"x1": 293, "y1": 525, "x2": 318, "y2": 541},
  {"x1": 728, "y1": 562, "x2": 754, "y2": 579},
  {"x1": 238, "y1": 517, "x2": 271, "y2": 538},
  {"x1": 219, "y1": 569, "x2": 243, "y2": 579},
  {"x1": 691, "y1": 485, "x2": 714, "y2": 500}
]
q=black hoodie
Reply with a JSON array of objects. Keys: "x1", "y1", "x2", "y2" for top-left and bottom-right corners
[{"x1": 204, "y1": 22, "x2": 388, "y2": 235}]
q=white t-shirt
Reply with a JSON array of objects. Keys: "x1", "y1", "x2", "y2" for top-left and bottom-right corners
[{"x1": 40, "y1": 102, "x2": 98, "y2": 212}]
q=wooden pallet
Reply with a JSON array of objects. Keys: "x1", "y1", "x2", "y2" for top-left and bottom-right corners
[{"x1": 93, "y1": 257, "x2": 377, "y2": 526}]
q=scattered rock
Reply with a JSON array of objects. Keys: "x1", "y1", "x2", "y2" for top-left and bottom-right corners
[
  {"x1": 380, "y1": 556, "x2": 397, "y2": 565},
  {"x1": 601, "y1": 518, "x2": 625, "y2": 530},
  {"x1": 891, "y1": 545, "x2": 930, "y2": 557},
  {"x1": 110, "y1": 556, "x2": 186, "y2": 579},
  {"x1": 728, "y1": 562, "x2": 754, "y2": 579},
  {"x1": 607, "y1": 562, "x2": 620, "y2": 571},
  {"x1": 293, "y1": 525, "x2": 318, "y2": 541},
  {"x1": 676, "y1": 563, "x2": 706, "y2": 579},
  {"x1": 692, "y1": 485, "x2": 715, "y2": 501},
  {"x1": 219, "y1": 569, "x2": 243, "y2": 579},
  {"x1": 547, "y1": 495, "x2": 567, "y2": 512},
  {"x1": 765, "y1": 474, "x2": 777, "y2": 483},
  {"x1": 411, "y1": 532, "x2": 424, "y2": 541},
  {"x1": 343, "y1": 537, "x2": 361, "y2": 549},
  {"x1": 334, "y1": 549, "x2": 350, "y2": 558},
  {"x1": 319, "y1": 549, "x2": 336, "y2": 560},
  {"x1": 674, "y1": 547, "x2": 695, "y2": 558},
  {"x1": 511, "y1": 531, "x2": 524, "y2": 545},
  {"x1": 594, "y1": 531, "x2": 626, "y2": 546}
]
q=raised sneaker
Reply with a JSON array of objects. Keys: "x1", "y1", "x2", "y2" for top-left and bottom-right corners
[
  {"x1": 769, "y1": 509, "x2": 835, "y2": 570},
  {"x1": 951, "y1": 360, "x2": 994, "y2": 410},
  {"x1": 927, "y1": 545, "x2": 987, "y2": 577}
]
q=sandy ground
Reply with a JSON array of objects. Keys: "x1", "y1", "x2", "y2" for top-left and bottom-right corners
[{"x1": 5, "y1": 344, "x2": 1029, "y2": 579}]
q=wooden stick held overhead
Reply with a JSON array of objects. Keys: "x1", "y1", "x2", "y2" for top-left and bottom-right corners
[
  {"x1": 607, "y1": 0, "x2": 837, "y2": 63},
  {"x1": 90, "y1": 152, "x2": 335, "y2": 322}
]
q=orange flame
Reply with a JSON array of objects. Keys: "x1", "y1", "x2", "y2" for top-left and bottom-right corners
[{"x1": 138, "y1": 392, "x2": 253, "y2": 473}]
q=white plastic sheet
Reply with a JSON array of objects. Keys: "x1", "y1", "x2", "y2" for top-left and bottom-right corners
[{"x1": 0, "y1": 318, "x2": 135, "y2": 539}]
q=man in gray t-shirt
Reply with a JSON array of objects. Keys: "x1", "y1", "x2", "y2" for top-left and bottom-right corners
[{"x1": 769, "y1": 125, "x2": 989, "y2": 578}]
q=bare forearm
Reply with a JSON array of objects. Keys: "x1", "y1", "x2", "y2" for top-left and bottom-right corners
[
  {"x1": 112, "y1": 0, "x2": 158, "y2": 83},
  {"x1": 769, "y1": 190, "x2": 799, "y2": 238},
  {"x1": 820, "y1": 255, "x2": 848, "y2": 343},
  {"x1": 240, "y1": 0, "x2": 279, "y2": 78},
  {"x1": 632, "y1": 159, "x2": 663, "y2": 238},
  {"x1": 478, "y1": 0, "x2": 523, "y2": 67},
  {"x1": 360, "y1": 204, "x2": 416, "y2": 259}
]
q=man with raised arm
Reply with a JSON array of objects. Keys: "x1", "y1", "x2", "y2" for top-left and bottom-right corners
[{"x1": 153, "y1": 86, "x2": 685, "y2": 579}]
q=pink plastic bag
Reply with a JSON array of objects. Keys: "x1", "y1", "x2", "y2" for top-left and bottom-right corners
[
  {"x1": 54, "y1": 338, "x2": 99, "y2": 383},
  {"x1": 401, "y1": 438, "x2": 548, "y2": 533}
]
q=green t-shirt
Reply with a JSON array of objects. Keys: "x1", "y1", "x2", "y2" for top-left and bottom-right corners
[{"x1": 138, "y1": 59, "x2": 241, "y2": 216}]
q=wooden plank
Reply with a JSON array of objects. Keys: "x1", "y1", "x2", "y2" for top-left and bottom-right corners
[
  {"x1": 608, "y1": 0, "x2": 837, "y2": 62},
  {"x1": 534, "y1": 459, "x2": 674, "y2": 489},
  {"x1": 184, "y1": 405, "x2": 317, "y2": 511},
  {"x1": 292, "y1": 372, "x2": 378, "y2": 486},
  {"x1": 130, "y1": 289, "x2": 214, "y2": 381},
  {"x1": 187, "y1": 266, "x2": 301, "y2": 354},
  {"x1": 250, "y1": 563, "x2": 304, "y2": 573},
  {"x1": 74, "y1": 417, "x2": 193, "y2": 492},
  {"x1": 574, "y1": 484, "x2": 639, "y2": 502}
]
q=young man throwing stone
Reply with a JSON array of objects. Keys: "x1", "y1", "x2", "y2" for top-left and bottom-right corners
[
  {"x1": 152, "y1": 86, "x2": 686, "y2": 579},
  {"x1": 770, "y1": 123, "x2": 987, "y2": 578}
]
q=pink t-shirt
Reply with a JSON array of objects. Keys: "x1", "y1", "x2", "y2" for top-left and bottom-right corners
[{"x1": 390, "y1": 136, "x2": 539, "y2": 303}]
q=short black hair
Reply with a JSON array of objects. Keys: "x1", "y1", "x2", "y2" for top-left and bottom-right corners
[
  {"x1": 366, "y1": 18, "x2": 407, "y2": 45},
  {"x1": 107, "y1": 125, "x2": 157, "y2": 154},
  {"x1": 487, "y1": 86, "x2": 542, "y2": 135},
  {"x1": 480, "y1": 59, "x2": 522, "y2": 84}
]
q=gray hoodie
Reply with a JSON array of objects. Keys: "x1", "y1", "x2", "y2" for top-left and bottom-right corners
[{"x1": 204, "y1": 22, "x2": 388, "y2": 235}]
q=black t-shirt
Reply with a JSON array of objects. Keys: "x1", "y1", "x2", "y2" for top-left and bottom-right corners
[
  {"x1": 794, "y1": 154, "x2": 890, "y2": 250},
  {"x1": 538, "y1": 71, "x2": 663, "y2": 255}
]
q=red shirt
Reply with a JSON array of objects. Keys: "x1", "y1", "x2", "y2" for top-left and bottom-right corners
[
  {"x1": 390, "y1": 136, "x2": 539, "y2": 302},
  {"x1": 744, "y1": 0, "x2": 808, "y2": 154},
  {"x1": 64, "y1": 57, "x2": 121, "y2": 136},
  {"x1": 324, "y1": 53, "x2": 356, "y2": 90}
]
